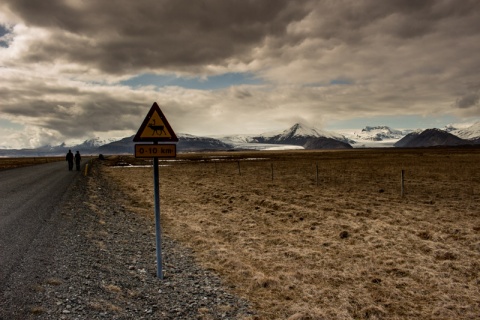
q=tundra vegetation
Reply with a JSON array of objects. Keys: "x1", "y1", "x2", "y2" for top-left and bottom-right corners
[
  {"x1": 0, "y1": 157, "x2": 64, "y2": 170},
  {"x1": 101, "y1": 148, "x2": 480, "y2": 319}
]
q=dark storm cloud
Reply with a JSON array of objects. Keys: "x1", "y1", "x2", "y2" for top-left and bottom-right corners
[
  {"x1": 232, "y1": 87, "x2": 252, "y2": 99},
  {"x1": 0, "y1": 69, "x2": 149, "y2": 140},
  {"x1": 456, "y1": 93, "x2": 480, "y2": 109},
  {"x1": 3, "y1": 0, "x2": 311, "y2": 74},
  {"x1": 281, "y1": 0, "x2": 480, "y2": 55},
  {"x1": 40, "y1": 100, "x2": 144, "y2": 137},
  {"x1": 4, "y1": 0, "x2": 479, "y2": 79}
]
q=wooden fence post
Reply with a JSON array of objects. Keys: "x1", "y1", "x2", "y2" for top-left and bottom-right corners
[{"x1": 401, "y1": 169, "x2": 405, "y2": 197}]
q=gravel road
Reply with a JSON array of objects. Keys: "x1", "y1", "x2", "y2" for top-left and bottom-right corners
[
  {"x1": 1, "y1": 161, "x2": 74, "y2": 288},
  {"x1": 0, "y1": 159, "x2": 256, "y2": 320}
]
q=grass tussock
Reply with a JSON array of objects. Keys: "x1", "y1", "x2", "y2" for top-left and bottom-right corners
[
  {"x1": 103, "y1": 284, "x2": 122, "y2": 294},
  {"x1": 88, "y1": 299, "x2": 122, "y2": 313},
  {"x1": 29, "y1": 306, "x2": 47, "y2": 315},
  {"x1": 44, "y1": 278, "x2": 63, "y2": 286},
  {"x1": 102, "y1": 149, "x2": 480, "y2": 319}
]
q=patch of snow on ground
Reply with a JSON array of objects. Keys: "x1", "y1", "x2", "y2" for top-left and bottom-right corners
[{"x1": 230, "y1": 142, "x2": 304, "y2": 151}]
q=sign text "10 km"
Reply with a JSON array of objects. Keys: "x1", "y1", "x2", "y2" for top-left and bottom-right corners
[{"x1": 135, "y1": 144, "x2": 176, "y2": 158}]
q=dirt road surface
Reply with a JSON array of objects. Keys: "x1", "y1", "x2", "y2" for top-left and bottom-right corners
[
  {"x1": 0, "y1": 161, "x2": 80, "y2": 317},
  {"x1": 0, "y1": 159, "x2": 254, "y2": 319}
]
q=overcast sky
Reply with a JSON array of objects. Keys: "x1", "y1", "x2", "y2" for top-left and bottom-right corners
[{"x1": 1, "y1": 0, "x2": 479, "y2": 148}]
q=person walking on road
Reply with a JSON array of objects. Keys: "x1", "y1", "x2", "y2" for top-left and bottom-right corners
[
  {"x1": 74, "y1": 151, "x2": 81, "y2": 171},
  {"x1": 66, "y1": 149, "x2": 74, "y2": 171}
]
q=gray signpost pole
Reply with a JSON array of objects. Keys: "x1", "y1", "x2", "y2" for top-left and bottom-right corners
[
  {"x1": 153, "y1": 153, "x2": 163, "y2": 279},
  {"x1": 133, "y1": 103, "x2": 178, "y2": 280}
]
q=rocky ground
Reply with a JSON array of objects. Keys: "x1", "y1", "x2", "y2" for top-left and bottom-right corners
[{"x1": 1, "y1": 160, "x2": 256, "y2": 320}]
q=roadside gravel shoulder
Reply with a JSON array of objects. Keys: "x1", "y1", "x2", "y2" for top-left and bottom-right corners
[{"x1": 15, "y1": 159, "x2": 256, "y2": 319}]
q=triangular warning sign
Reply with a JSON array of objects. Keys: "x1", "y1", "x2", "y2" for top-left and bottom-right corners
[{"x1": 133, "y1": 102, "x2": 178, "y2": 142}]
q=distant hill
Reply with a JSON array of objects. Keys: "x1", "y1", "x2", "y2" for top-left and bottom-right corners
[
  {"x1": 176, "y1": 134, "x2": 234, "y2": 152},
  {"x1": 303, "y1": 137, "x2": 353, "y2": 149},
  {"x1": 394, "y1": 128, "x2": 472, "y2": 147},
  {"x1": 393, "y1": 130, "x2": 421, "y2": 148}
]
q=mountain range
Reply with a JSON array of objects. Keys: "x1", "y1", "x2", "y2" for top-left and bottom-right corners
[{"x1": 1, "y1": 122, "x2": 479, "y2": 157}]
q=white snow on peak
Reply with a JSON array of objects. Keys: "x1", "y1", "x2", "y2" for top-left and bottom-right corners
[
  {"x1": 452, "y1": 121, "x2": 480, "y2": 140},
  {"x1": 177, "y1": 133, "x2": 196, "y2": 138},
  {"x1": 281, "y1": 123, "x2": 318, "y2": 137},
  {"x1": 341, "y1": 126, "x2": 406, "y2": 141},
  {"x1": 337, "y1": 125, "x2": 416, "y2": 148}
]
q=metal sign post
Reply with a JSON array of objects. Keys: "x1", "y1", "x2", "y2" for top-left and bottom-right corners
[
  {"x1": 153, "y1": 147, "x2": 162, "y2": 278},
  {"x1": 133, "y1": 102, "x2": 178, "y2": 279}
]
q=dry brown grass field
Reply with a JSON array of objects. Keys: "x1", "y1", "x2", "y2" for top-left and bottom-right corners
[
  {"x1": 0, "y1": 157, "x2": 64, "y2": 170},
  {"x1": 98, "y1": 148, "x2": 479, "y2": 319}
]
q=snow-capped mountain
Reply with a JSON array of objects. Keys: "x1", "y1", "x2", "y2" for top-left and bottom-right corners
[
  {"x1": 251, "y1": 123, "x2": 350, "y2": 144},
  {"x1": 358, "y1": 126, "x2": 405, "y2": 141},
  {"x1": 339, "y1": 125, "x2": 412, "y2": 148},
  {"x1": 217, "y1": 123, "x2": 352, "y2": 150},
  {"x1": 343, "y1": 126, "x2": 407, "y2": 141},
  {"x1": 244, "y1": 123, "x2": 352, "y2": 149},
  {"x1": 451, "y1": 122, "x2": 480, "y2": 141}
]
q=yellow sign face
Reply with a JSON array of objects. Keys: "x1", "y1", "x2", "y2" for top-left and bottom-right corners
[
  {"x1": 135, "y1": 144, "x2": 176, "y2": 158},
  {"x1": 139, "y1": 111, "x2": 172, "y2": 139},
  {"x1": 133, "y1": 102, "x2": 178, "y2": 142}
]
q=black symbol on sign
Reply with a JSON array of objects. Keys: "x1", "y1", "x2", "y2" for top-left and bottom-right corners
[{"x1": 148, "y1": 119, "x2": 167, "y2": 136}]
